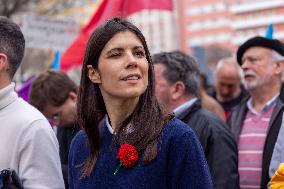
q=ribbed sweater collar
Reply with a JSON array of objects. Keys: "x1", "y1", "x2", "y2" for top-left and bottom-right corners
[{"x1": 0, "y1": 83, "x2": 17, "y2": 110}]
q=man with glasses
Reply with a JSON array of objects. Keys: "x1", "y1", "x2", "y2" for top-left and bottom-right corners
[
  {"x1": 227, "y1": 36, "x2": 284, "y2": 189},
  {"x1": 29, "y1": 70, "x2": 80, "y2": 189},
  {"x1": 0, "y1": 16, "x2": 64, "y2": 188}
]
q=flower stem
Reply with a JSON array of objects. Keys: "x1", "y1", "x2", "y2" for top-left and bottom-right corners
[{"x1": 114, "y1": 161, "x2": 122, "y2": 176}]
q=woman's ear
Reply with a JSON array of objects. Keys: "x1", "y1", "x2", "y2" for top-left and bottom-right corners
[{"x1": 87, "y1": 65, "x2": 101, "y2": 83}]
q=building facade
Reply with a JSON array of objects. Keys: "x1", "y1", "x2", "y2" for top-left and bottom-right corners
[
  {"x1": 231, "y1": 0, "x2": 284, "y2": 50},
  {"x1": 178, "y1": 0, "x2": 284, "y2": 54},
  {"x1": 129, "y1": 10, "x2": 179, "y2": 54}
]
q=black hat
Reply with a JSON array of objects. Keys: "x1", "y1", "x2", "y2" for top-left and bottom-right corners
[{"x1": 236, "y1": 36, "x2": 284, "y2": 65}]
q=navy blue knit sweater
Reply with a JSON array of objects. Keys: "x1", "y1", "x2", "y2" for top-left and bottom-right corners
[{"x1": 68, "y1": 118, "x2": 213, "y2": 189}]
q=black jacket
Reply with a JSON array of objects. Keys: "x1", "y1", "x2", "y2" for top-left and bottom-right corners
[
  {"x1": 227, "y1": 85, "x2": 284, "y2": 189},
  {"x1": 177, "y1": 99, "x2": 239, "y2": 189},
  {"x1": 57, "y1": 124, "x2": 80, "y2": 189}
]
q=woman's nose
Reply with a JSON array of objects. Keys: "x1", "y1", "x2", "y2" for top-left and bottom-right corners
[{"x1": 125, "y1": 52, "x2": 138, "y2": 68}]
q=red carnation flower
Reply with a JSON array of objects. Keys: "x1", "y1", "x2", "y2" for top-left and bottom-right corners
[
  {"x1": 118, "y1": 144, "x2": 138, "y2": 167},
  {"x1": 114, "y1": 144, "x2": 138, "y2": 175}
]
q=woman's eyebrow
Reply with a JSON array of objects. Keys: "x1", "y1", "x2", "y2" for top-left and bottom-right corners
[
  {"x1": 133, "y1": 46, "x2": 144, "y2": 50},
  {"x1": 106, "y1": 48, "x2": 124, "y2": 55}
]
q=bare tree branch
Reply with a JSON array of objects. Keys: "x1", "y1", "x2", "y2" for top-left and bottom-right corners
[
  {"x1": 0, "y1": 0, "x2": 39, "y2": 17},
  {"x1": 0, "y1": 0, "x2": 97, "y2": 17}
]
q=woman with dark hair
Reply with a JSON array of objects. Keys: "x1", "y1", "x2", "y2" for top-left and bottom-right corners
[{"x1": 68, "y1": 17, "x2": 212, "y2": 189}]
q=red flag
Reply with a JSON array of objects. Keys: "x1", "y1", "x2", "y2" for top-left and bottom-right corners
[{"x1": 60, "y1": 0, "x2": 172, "y2": 71}]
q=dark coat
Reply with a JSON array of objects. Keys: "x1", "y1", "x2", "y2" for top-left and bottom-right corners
[
  {"x1": 57, "y1": 124, "x2": 80, "y2": 189},
  {"x1": 177, "y1": 99, "x2": 239, "y2": 189},
  {"x1": 227, "y1": 85, "x2": 284, "y2": 189}
]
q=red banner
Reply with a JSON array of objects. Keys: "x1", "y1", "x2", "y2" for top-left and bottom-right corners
[{"x1": 60, "y1": 0, "x2": 172, "y2": 71}]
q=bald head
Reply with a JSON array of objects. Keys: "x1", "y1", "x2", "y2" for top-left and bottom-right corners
[
  {"x1": 215, "y1": 57, "x2": 243, "y2": 102},
  {"x1": 216, "y1": 58, "x2": 242, "y2": 78}
]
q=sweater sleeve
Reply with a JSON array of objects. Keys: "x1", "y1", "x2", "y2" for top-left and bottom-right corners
[
  {"x1": 167, "y1": 130, "x2": 213, "y2": 189},
  {"x1": 18, "y1": 119, "x2": 64, "y2": 189}
]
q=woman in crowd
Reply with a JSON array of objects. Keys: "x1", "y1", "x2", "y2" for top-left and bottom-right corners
[{"x1": 68, "y1": 17, "x2": 212, "y2": 189}]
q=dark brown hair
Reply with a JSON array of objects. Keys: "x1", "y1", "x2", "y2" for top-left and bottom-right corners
[
  {"x1": 29, "y1": 70, "x2": 77, "y2": 111},
  {"x1": 78, "y1": 17, "x2": 173, "y2": 177}
]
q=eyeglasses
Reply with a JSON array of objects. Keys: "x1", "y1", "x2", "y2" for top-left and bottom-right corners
[{"x1": 47, "y1": 113, "x2": 61, "y2": 127}]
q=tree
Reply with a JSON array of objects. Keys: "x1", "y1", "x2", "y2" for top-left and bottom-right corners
[
  {"x1": 0, "y1": 0, "x2": 89, "y2": 17},
  {"x1": 36, "y1": 0, "x2": 81, "y2": 15},
  {"x1": 0, "y1": 0, "x2": 36, "y2": 17}
]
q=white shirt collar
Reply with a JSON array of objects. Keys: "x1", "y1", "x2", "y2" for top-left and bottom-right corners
[
  {"x1": 105, "y1": 115, "x2": 114, "y2": 134},
  {"x1": 105, "y1": 115, "x2": 134, "y2": 135},
  {"x1": 174, "y1": 98, "x2": 198, "y2": 117},
  {"x1": 247, "y1": 94, "x2": 279, "y2": 115}
]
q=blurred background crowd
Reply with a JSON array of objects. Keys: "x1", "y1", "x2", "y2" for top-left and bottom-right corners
[
  {"x1": 2, "y1": 0, "x2": 283, "y2": 86},
  {"x1": 1, "y1": 0, "x2": 284, "y2": 188}
]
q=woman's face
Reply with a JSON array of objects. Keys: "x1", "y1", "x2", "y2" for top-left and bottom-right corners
[{"x1": 88, "y1": 31, "x2": 149, "y2": 101}]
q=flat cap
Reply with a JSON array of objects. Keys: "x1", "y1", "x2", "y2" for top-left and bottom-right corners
[{"x1": 236, "y1": 36, "x2": 284, "y2": 65}]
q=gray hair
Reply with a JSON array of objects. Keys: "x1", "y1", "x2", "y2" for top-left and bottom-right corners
[
  {"x1": 152, "y1": 51, "x2": 200, "y2": 96},
  {"x1": 272, "y1": 50, "x2": 284, "y2": 62},
  {"x1": 215, "y1": 57, "x2": 243, "y2": 79},
  {"x1": 271, "y1": 50, "x2": 284, "y2": 81}
]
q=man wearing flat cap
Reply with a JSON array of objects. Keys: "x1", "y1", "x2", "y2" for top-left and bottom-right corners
[{"x1": 227, "y1": 36, "x2": 284, "y2": 189}]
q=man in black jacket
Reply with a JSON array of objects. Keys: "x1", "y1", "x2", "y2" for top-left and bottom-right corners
[
  {"x1": 227, "y1": 36, "x2": 284, "y2": 189},
  {"x1": 29, "y1": 70, "x2": 80, "y2": 189},
  {"x1": 153, "y1": 51, "x2": 239, "y2": 189}
]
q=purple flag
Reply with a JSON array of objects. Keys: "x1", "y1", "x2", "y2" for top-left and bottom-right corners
[{"x1": 17, "y1": 76, "x2": 36, "y2": 101}]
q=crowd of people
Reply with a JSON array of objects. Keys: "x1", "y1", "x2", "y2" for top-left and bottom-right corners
[{"x1": 1, "y1": 15, "x2": 284, "y2": 189}]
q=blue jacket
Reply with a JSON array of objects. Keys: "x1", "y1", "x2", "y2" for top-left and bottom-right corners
[{"x1": 68, "y1": 118, "x2": 213, "y2": 189}]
